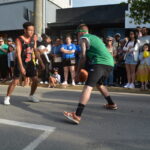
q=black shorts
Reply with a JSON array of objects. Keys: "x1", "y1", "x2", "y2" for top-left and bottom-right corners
[
  {"x1": 10, "y1": 61, "x2": 15, "y2": 67},
  {"x1": 14, "y1": 60, "x2": 37, "y2": 78},
  {"x1": 85, "y1": 64, "x2": 113, "y2": 87},
  {"x1": 63, "y1": 58, "x2": 76, "y2": 67}
]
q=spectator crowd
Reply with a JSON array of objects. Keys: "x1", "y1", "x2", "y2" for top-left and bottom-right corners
[{"x1": 0, "y1": 26, "x2": 150, "y2": 90}]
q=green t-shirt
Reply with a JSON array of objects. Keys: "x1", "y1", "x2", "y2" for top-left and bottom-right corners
[
  {"x1": 81, "y1": 34, "x2": 114, "y2": 67},
  {"x1": 0, "y1": 44, "x2": 8, "y2": 55}
]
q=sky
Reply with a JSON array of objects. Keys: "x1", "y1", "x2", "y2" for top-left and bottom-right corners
[{"x1": 73, "y1": 0, "x2": 128, "y2": 7}]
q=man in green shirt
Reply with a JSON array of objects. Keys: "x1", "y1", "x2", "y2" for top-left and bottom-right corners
[
  {"x1": 0, "y1": 38, "x2": 9, "y2": 80},
  {"x1": 64, "y1": 24, "x2": 118, "y2": 124}
]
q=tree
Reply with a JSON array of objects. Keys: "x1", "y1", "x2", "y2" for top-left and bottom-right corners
[{"x1": 128, "y1": 0, "x2": 150, "y2": 24}]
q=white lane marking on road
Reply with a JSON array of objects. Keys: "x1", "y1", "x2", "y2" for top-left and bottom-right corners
[
  {"x1": 0, "y1": 119, "x2": 55, "y2": 150},
  {"x1": 23, "y1": 131, "x2": 52, "y2": 150},
  {"x1": 0, "y1": 119, "x2": 55, "y2": 131}
]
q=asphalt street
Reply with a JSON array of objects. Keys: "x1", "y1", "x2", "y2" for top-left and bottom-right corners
[{"x1": 0, "y1": 85, "x2": 150, "y2": 150}]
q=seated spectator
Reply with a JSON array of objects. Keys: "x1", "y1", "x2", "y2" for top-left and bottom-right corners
[
  {"x1": 61, "y1": 35, "x2": 76, "y2": 86},
  {"x1": 48, "y1": 68, "x2": 61, "y2": 88},
  {"x1": 123, "y1": 30, "x2": 140, "y2": 89},
  {"x1": 136, "y1": 44, "x2": 150, "y2": 90}
]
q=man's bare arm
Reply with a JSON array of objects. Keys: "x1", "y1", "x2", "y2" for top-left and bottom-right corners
[
  {"x1": 16, "y1": 39, "x2": 26, "y2": 75},
  {"x1": 61, "y1": 48, "x2": 75, "y2": 54},
  {"x1": 76, "y1": 39, "x2": 87, "y2": 74},
  {"x1": 0, "y1": 48, "x2": 7, "y2": 53}
]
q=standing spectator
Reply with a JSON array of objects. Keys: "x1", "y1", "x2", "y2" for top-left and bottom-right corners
[
  {"x1": 123, "y1": 31, "x2": 139, "y2": 89},
  {"x1": 61, "y1": 35, "x2": 76, "y2": 86},
  {"x1": 136, "y1": 44, "x2": 150, "y2": 90},
  {"x1": 51, "y1": 38, "x2": 62, "y2": 67},
  {"x1": 7, "y1": 42, "x2": 15, "y2": 80},
  {"x1": 135, "y1": 26, "x2": 143, "y2": 38},
  {"x1": 105, "y1": 36, "x2": 116, "y2": 86},
  {"x1": 73, "y1": 38, "x2": 81, "y2": 64},
  {"x1": 38, "y1": 35, "x2": 52, "y2": 84},
  {"x1": 0, "y1": 37, "x2": 9, "y2": 81},
  {"x1": 138, "y1": 27, "x2": 150, "y2": 52},
  {"x1": 113, "y1": 33, "x2": 121, "y2": 51},
  {"x1": 115, "y1": 39, "x2": 127, "y2": 86},
  {"x1": 113, "y1": 33, "x2": 122, "y2": 85}
]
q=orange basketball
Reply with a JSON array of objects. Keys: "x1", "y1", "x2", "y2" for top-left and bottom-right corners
[{"x1": 79, "y1": 69, "x2": 88, "y2": 82}]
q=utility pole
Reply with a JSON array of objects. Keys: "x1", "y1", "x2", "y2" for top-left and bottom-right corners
[{"x1": 34, "y1": 0, "x2": 43, "y2": 37}]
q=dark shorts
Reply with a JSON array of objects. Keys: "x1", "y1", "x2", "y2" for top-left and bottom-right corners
[
  {"x1": 10, "y1": 61, "x2": 15, "y2": 67},
  {"x1": 14, "y1": 60, "x2": 37, "y2": 78},
  {"x1": 63, "y1": 58, "x2": 76, "y2": 67},
  {"x1": 85, "y1": 64, "x2": 113, "y2": 87}
]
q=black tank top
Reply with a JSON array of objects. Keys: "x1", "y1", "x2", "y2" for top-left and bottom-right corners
[{"x1": 18, "y1": 36, "x2": 35, "y2": 64}]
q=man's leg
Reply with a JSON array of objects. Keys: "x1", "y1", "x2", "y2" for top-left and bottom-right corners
[
  {"x1": 75, "y1": 85, "x2": 93, "y2": 115},
  {"x1": 4, "y1": 78, "x2": 19, "y2": 105},
  {"x1": 96, "y1": 84, "x2": 117, "y2": 109},
  {"x1": 69, "y1": 66, "x2": 76, "y2": 85},
  {"x1": 28, "y1": 76, "x2": 39, "y2": 103},
  {"x1": 7, "y1": 79, "x2": 19, "y2": 96},
  {"x1": 62, "y1": 67, "x2": 69, "y2": 84},
  {"x1": 64, "y1": 85, "x2": 93, "y2": 124},
  {"x1": 30, "y1": 76, "x2": 38, "y2": 96}
]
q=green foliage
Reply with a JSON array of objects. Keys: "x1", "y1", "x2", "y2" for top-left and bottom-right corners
[{"x1": 128, "y1": 0, "x2": 150, "y2": 24}]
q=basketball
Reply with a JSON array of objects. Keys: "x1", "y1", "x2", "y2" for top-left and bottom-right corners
[{"x1": 78, "y1": 69, "x2": 88, "y2": 82}]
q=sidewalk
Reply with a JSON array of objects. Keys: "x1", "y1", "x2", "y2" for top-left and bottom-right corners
[{"x1": 1, "y1": 81, "x2": 150, "y2": 95}]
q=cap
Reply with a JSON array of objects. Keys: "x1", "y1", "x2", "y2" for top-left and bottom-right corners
[
  {"x1": 115, "y1": 33, "x2": 121, "y2": 37},
  {"x1": 7, "y1": 37, "x2": 13, "y2": 42},
  {"x1": 9, "y1": 44, "x2": 16, "y2": 49},
  {"x1": 106, "y1": 36, "x2": 113, "y2": 41}
]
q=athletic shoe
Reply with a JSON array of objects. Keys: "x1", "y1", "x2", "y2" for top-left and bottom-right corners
[
  {"x1": 4, "y1": 96, "x2": 10, "y2": 105},
  {"x1": 40, "y1": 81, "x2": 44, "y2": 84},
  {"x1": 62, "y1": 81, "x2": 68, "y2": 85},
  {"x1": 72, "y1": 81, "x2": 76, "y2": 86},
  {"x1": 104, "y1": 104, "x2": 118, "y2": 110},
  {"x1": 64, "y1": 111, "x2": 81, "y2": 124},
  {"x1": 44, "y1": 81, "x2": 49, "y2": 84},
  {"x1": 28, "y1": 95, "x2": 40, "y2": 103},
  {"x1": 128, "y1": 83, "x2": 135, "y2": 89},
  {"x1": 124, "y1": 83, "x2": 130, "y2": 88}
]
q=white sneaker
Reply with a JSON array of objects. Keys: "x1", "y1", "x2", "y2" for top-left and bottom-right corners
[
  {"x1": 62, "y1": 81, "x2": 68, "y2": 85},
  {"x1": 40, "y1": 81, "x2": 44, "y2": 84},
  {"x1": 44, "y1": 81, "x2": 49, "y2": 84},
  {"x1": 124, "y1": 83, "x2": 130, "y2": 88},
  {"x1": 28, "y1": 95, "x2": 40, "y2": 103},
  {"x1": 72, "y1": 81, "x2": 76, "y2": 86},
  {"x1": 128, "y1": 83, "x2": 135, "y2": 89},
  {"x1": 4, "y1": 96, "x2": 10, "y2": 105}
]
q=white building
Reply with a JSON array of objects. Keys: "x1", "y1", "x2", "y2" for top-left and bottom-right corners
[{"x1": 0, "y1": 0, "x2": 72, "y2": 33}]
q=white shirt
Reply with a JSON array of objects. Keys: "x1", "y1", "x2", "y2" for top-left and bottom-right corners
[{"x1": 123, "y1": 40, "x2": 140, "y2": 61}]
